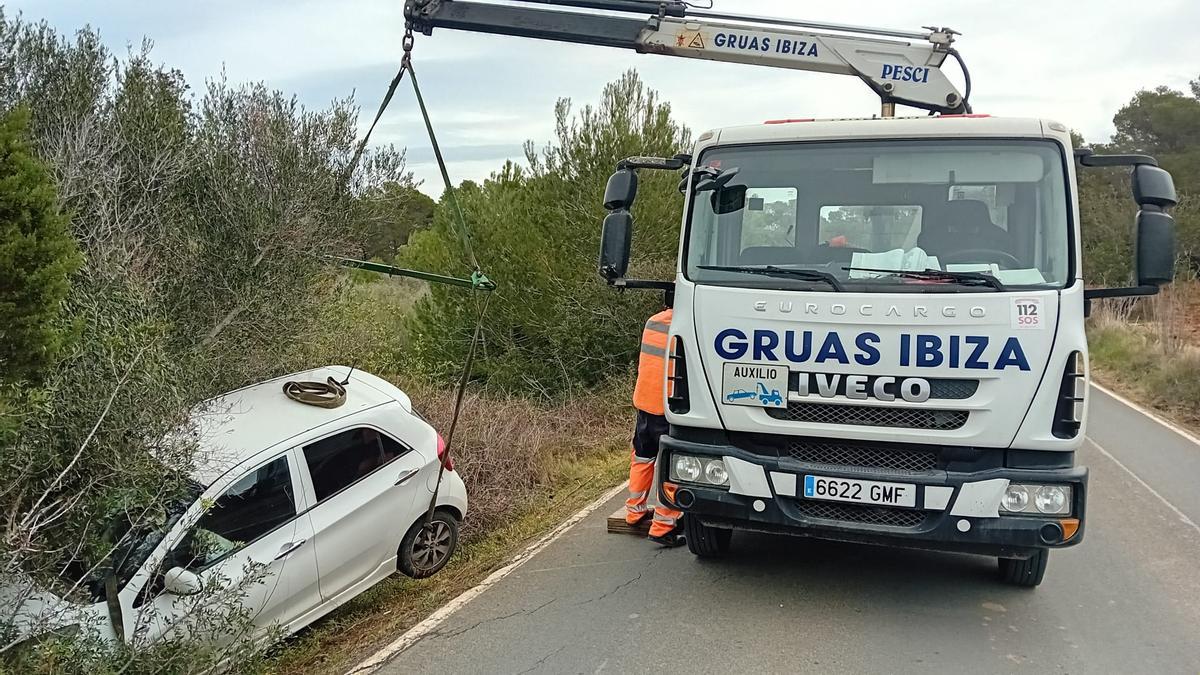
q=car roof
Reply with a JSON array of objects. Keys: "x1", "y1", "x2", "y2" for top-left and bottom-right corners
[{"x1": 186, "y1": 366, "x2": 407, "y2": 486}]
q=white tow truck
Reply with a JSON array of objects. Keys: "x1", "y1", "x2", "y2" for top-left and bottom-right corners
[{"x1": 405, "y1": 0, "x2": 1179, "y2": 586}]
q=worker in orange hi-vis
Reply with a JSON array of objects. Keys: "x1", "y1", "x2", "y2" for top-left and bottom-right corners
[{"x1": 625, "y1": 305, "x2": 685, "y2": 547}]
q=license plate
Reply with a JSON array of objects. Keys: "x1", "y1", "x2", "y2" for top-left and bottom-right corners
[
  {"x1": 803, "y1": 475, "x2": 917, "y2": 508},
  {"x1": 721, "y1": 362, "x2": 788, "y2": 408}
]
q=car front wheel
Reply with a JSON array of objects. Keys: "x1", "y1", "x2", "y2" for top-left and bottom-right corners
[{"x1": 399, "y1": 510, "x2": 460, "y2": 578}]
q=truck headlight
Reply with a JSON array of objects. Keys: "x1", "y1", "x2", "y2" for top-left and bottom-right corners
[
  {"x1": 672, "y1": 455, "x2": 702, "y2": 482},
  {"x1": 704, "y1": 459, "x2": 728, "y2": 485},
  {"x1": 669, "y1": 454, "x2": 729, "y2": 487},
  {"x1": 1001, "y1": 485, "x2": 1029, "y2": 512},
  {"x1": 999, "y1": 483, "x2": 1072, "y2": 516},
  {"x1": 1034, "y1": 485, "x2": 1069, "y2": 515}
]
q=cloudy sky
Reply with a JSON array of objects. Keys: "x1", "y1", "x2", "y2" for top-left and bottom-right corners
[{"x1": 10, "y1": 0, "x2": 1199, "y2": 192}]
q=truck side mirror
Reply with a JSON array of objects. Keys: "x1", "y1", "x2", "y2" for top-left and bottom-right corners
[
  {"x1": 1132, "y1": 165, "x2": 1177, "y2": 288},
  {"x1": 603, "y1": 168, "x2": 638, "y2": 210},
  {"x1": 1135, "y1": 210, "x2": 1175, "y2": 287},
  {"x1": 1132, "y1": 164, "x2": 1177, "y2": 209},
  {"x1": 599, "y1": 210, "x2": 633, "y2": 281},
  {"x1": 712, "y1": 184, "x2": 747, "y2": 215}
]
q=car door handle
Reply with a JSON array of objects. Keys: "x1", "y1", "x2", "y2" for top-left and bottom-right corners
[
  {"x1": 394, "y1": 468, "x2": 420, "y2": 486},
  {"x1": 274, "y1": 539, "x2": 306, "y2": 561}
]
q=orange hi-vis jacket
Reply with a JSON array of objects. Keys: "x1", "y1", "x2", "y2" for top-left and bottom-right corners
[{"x1": 633, "y1": 308, "x2": 673, "y2": 415}]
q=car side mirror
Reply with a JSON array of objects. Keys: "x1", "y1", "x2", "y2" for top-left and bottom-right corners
[
  {"x1": 163, "y1": 566, "x2": 202, "y2": 596},
  {"x1": 599, "y1": 211, "x2": 633, "y2": 281}
]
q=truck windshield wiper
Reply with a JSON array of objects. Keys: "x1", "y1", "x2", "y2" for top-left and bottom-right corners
[
  {"x1": 843, "y1": 267, "x2": 1007, "y2": 291},
  {"x1": 698, "y1": 265, "x2": 844, "y2": 291}
]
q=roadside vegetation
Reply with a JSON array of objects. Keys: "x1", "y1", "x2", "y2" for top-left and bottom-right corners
[
  {"x1": 1081, "y1": 78, "x2": 1200, "y2": 429},
  {"x1": 1, "y1": 4, "x2": 1198, "y2": 673}
]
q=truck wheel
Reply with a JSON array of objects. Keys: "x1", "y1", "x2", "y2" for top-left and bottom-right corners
[
  {"x1": 398, "y1": 510, "x2": 459, "y2": 579},
  {"x1": 998, "y1": 549, "x2": 1048, "y2": 587},
  {"x1": 685, "y1": 515, "x2": 731, "y2": 557}
]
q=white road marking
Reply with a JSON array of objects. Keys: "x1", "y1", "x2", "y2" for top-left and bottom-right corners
[
  {"x1": 1086, "y1": 437, "x2": 1200, "y2": 536},
  {"x1": 346, "y1": 481, "x2": 629, "y2": 675},
  {"x1": 1091, "y1": 381, "x2": 1200, "y2": 447}
]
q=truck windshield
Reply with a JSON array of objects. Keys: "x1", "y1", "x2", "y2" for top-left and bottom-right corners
[{"x1": 684, "y1": 139, "x2": 1071, "y2": 291}]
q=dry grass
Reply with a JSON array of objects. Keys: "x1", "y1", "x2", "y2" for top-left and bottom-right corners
[
  {"x1": 263, "y1": 376, "x2": 634, "y2": 675},
  {"x1": 1088, "y1": 283, "x2": 1200, "y2": 430}
]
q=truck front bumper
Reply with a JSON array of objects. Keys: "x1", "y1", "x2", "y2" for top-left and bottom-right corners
[{"x1": 659, "y1": 434, "x2": 1087, "y2": 559}]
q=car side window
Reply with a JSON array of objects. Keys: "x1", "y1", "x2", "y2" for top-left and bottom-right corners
[
  {"x1": 304, "y1": 427, "x2": 409, "y2": 503},
  {"x1": 175, "y1": 455, "x2": 297, "y2": 570}
]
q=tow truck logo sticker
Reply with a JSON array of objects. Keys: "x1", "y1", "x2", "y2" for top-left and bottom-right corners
[
  {"x1": 714, "y1": 329, "x2": 1031, "y2": 371},
  {"x1": 722, "y1": 363, "x2": 787, "y2": 408},
  {"x1": 712, "y1": 32, "x2": 819, "y2": 57}
]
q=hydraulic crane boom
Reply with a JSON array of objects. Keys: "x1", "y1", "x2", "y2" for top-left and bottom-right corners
[{"x1": 403, "y1": 0, "x2": 970, "y2": 115}]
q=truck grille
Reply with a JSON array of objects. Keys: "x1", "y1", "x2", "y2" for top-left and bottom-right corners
[
  {"x1": 766, "y1": 403, "x2": 969, "y2": 430},
  {"x1": 796, "y1": 500, "x2": 926, "y2": 528},
  {"x1": 928, "y1": 378, "x2": 979, "y2": 400},
  {"x1": 787, "y1": 440, "x2": 937, "y2": 474}
]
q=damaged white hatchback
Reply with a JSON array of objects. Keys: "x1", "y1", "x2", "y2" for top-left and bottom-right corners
[{"x1": 4, "y1": 366, "x2": 467, "y2": 650}]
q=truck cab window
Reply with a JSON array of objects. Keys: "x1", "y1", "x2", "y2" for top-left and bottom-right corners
[{"x1": 686, "y1": 140, "x2": 1070, "y2": 290}]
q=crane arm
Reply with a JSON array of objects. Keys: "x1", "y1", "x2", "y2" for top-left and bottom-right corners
[{"x1": 403, "y1": 0, "x2": 970, "y2": 115}]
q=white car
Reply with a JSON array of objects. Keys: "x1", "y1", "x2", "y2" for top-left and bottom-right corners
[{"x1": 5, "y1": 366, "x2": 467, "y2": 648}]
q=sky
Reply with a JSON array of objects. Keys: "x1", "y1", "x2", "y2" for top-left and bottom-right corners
[{"x1": 8, "y1": 0, "x2": 1199, "y2": 194}]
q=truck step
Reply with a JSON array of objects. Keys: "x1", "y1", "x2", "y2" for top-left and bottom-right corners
[{"x1": 607, "y1": 506, "x2": 654, "y2": 535}]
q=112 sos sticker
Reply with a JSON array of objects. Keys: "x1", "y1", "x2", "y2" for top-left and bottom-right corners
[{"x1": 1012, "y1": 297, "x2": 1044, "y2": 330}]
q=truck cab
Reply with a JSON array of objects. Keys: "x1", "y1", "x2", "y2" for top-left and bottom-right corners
[{"x1": 599, "y1": 114, "x2": 1177, "y2": 586}]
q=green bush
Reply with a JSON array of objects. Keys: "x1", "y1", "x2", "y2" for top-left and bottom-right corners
[
  {"x1": 403, "y1": 71, "x2": 690, "y2": 397},
  {"x1": 0, "y1": 106, "x2": 80, "y2": 384}
]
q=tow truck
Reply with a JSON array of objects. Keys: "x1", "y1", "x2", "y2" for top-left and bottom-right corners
[{"x1": 404, "y1": 0, "x2": 1179, "y2": 586}]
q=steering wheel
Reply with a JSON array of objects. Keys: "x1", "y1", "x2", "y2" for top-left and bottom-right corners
[{"x1": 940, "y1": 248, "x2": 1022, "y2": 269}]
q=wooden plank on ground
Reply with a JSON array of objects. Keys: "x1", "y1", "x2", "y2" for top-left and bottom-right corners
[{"x1": 607, "y1": 506, "x2": 653, "y2": 535}]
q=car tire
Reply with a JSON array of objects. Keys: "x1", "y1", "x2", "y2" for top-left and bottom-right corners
[
  {"x1": 398, "y1": 510, "x2": 459, "y2": 579},
  {"x1": 684, "y1": 515, "x2": 732, "y2": 558},
  {"x1": 998, "y1": 549, "x2": 1048, "y2": 587}
]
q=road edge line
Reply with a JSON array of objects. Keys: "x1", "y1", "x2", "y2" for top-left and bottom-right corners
[
  {"x1": 1091, "y1": 381, "x2": 1200, "y2": 447},
  {"x1": 1087, "y1": 437, "x2": 1200, "y2": 536},
  {"x1": 345, "y1": 481, "x2": 628, "y2": 675}
]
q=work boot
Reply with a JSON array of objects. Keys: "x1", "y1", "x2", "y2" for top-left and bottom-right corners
[{"x1": 648, "y1": 529, "x2": 685, "y2": 548}]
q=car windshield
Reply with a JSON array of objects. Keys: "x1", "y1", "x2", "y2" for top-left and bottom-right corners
[
  {"x1": 684, "y1": 139, "x2": 1071, "y2": 292},
  {"x1": 78, "y1": 482, "x2": 203, "y2": 601}
]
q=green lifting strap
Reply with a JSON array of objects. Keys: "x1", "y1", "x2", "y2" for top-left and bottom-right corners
[
  {"x1": 335, "y1": 256, "x2": 495, "y2": 291},
  {"x1": 344, "y1": 32, "x2": 496, "y2": 537}
]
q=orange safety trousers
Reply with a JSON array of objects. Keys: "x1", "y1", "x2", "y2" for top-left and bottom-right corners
[{"x1": 625, "y1": 410, "x2": 682, "y2": 537}]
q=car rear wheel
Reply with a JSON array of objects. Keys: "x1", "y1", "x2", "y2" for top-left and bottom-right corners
[
  {"x1": 399, "y1": 510, "x2": 459, "y2": 578},
  {"x1": 998, "y1": 549, "x2": 1048, "y2": 587},
  {"x1": 685, "y1": 515, "x2": 732, "y2": 557}
]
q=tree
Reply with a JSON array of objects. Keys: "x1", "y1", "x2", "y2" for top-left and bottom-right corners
[
  {"x1": 0, "y1": 106, "x2": 80, "y2": 384},
  {"x1": 403, "y1": 70, "x2": 691, "y2": 396},
  {"x1": 354, "y1": 181, "x2": 435, "y2": 260},
  {"x1": 1078, "y1": 79, "x2": 1200, "y2": 283}
]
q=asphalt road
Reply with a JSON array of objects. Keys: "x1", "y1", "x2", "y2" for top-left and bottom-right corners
[{"x1": 370, "y1": 386, "x2": 1200, "y2": 674}]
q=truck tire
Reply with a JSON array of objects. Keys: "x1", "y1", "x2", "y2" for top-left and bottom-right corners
[
  {"x1": 685, "y1": 515, "x2": 731, "y2": 557},
  {"x1": 998, "y1": 549, "x2": 1048, "y2": 587},
  {"x1": 398, "y1": 510, "x2": 459, "y2": 579}
]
